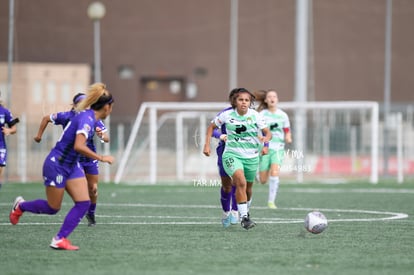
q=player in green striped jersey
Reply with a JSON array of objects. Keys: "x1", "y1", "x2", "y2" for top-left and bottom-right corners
[
  {"x1": 204, "y1": 88, "x2": 271, "y2": 230},
  {"x1": 255, "y1": 89, "x2": 292, "y2": 209}
]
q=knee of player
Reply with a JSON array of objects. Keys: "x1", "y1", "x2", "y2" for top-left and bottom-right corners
[
  {"x1": 270, "y1": 165, "x2": 280, "y2": 177},
  {"x1": 47, "y1": 205, "x2": 60, "y2": 215},
  {"x1": 258, "y1": 173, "x2": 268, "y2": 184},
  {"x1": 233, "y1": 175, "x2": 247, "y2": 188},
  {"x1": 221, "y1": 176, "x2": 232, "y2": 189},
  {"x1": 221, "y1": 185, "x2": 232, "y2": 193},
  {"x1": 270, "y1": 170, "x2": 280, "y2": 177}
]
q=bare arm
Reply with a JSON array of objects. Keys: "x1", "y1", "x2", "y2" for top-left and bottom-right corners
[
  {"x1": 34, "y1": 115, "x2": 52, "y2": 143},
  {"x1": 74, "y1": 133, "x2": 114, "y2": 164},
  {"x1": 285, "y1": 131, "x2": 292, "y2": 144},
  {"x1": 2, "y1": 124, "x2": 17, "y2": 136},
  {"x1": 203, "y1": 122, "x2": 217, "y2": 157}
]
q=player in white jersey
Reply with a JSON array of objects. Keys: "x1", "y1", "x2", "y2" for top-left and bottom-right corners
[
  {"x1": 255, "y1": 89, "x2": 292, "y2": 209},
  {"x1": 203, "y1": 88, "x2": 271, "y2": 230}
]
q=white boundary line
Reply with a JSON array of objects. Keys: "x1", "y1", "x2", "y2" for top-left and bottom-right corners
[{"x1": 0, "y1": 204, "x2": 408, "y2": 226}]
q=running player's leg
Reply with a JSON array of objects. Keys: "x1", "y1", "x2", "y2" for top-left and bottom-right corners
[
  {"x1": 10, "y1": 157, "x2": 66, "y2": 225},
  {"x1": 217, "y1": 145, "x2": 234, "y2": 227},
  {"x1": 83, "y1": 160, "x2": 99, "y2": 226},
  {"x1": 244, "y1": 157, "x2": 260, "y2": 217},
  {"x1": 258, "y1": 153, "x2": 270, "y2": 184},
  {"x1": 220, "y1": 175, "x2": 233, "y2": 228},
  {"x1": 223, "y1": 154, "x2": 256, "y2": 230},
  {"x1": 230, "y1": 185, "x2": 239, "y2": 224},
  {"x1": 50, "y1": 166, "x2": 90, "y2": 250},
  {"x1": 268, "y1": 149, "x2": 284, "y2": 209}
]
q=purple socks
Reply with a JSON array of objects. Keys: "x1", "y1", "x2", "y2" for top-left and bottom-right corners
[
  {"x1": 88, "y1": 203, "x2": 97, "y2": 216},
  {"x1": 220, "y1": 187, "x2": 231, "y2": 212},
  {"x1": 56, "y1": 201, "x2": 90, "y2": 239},
  {"x1": 231, "y1": 185, "x2": 237, "y2": 211},
  {"x1": 19, "y1": 199, "x2": 59, "y2": 215},
  {"x1": 19, "y1": 199, "x2": 90, "y2": 239},
  {"x1": 220, "y1": 186, "x2": 238, "y2": 212}
]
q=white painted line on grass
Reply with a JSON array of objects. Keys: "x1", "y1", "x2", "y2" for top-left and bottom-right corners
[{"x1": 0, "y1": 205, "x2": 408, "y2": 226}]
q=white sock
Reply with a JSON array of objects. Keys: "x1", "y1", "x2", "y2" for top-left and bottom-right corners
[
  {"x1": 247, "y1": 198, "x2": 252, "y2": 210},
  {"x1": 268, "y1": 176, "x2": 279, "y2": 203},
  {"x1": 238, "y1": 202, "x2": 248, "y2": 218}
]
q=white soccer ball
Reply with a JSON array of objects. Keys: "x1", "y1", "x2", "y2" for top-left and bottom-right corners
[{"x1": 304, "y1": 211, "x2": 328, "y2": 234}]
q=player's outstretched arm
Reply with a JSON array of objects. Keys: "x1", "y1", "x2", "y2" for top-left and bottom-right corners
[{"x1": 34, "y1": 114, "x2": 52, "y2": 143}]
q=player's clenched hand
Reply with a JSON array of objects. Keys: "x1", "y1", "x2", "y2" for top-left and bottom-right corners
[
  {"x1": 203, "y1": 144, "x2": 211, "y2": 156},
  {"x1": 101, "y1": 155, "x2": 115, "y2": 164}
]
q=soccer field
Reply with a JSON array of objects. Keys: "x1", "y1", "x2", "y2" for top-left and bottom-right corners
[{"x1": 1, "y1": 181, "x2": 413, "y2": 275}]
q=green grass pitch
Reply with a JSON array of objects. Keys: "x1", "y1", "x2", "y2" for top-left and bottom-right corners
[{"x1": 1, "y1": 181, "x2": 413, "y2": 275}]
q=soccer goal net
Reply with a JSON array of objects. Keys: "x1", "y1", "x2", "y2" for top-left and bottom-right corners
[{"x1": 114, "y1": 101, "x2": 379, "y2": 184}]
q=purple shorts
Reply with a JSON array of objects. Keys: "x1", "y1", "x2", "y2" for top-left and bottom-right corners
[
  {"x1": 43, "y1": 158, "x2": 85, "y2": 189},
  {"x1": 216, "y1": 144, "x2": 228, "y2": 178},
  {"x1": 81, "y1": 159, "x2": 99, "y2": 175},
  {"x1": 0, "y1": 148, "x2": 7, "y2": 166}
]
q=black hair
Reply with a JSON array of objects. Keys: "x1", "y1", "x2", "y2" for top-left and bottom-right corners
[
  {"x1": 228, "y1": 88, "x2": 241, "y2": 101},
  {"x1": 229, "y1": 87, "x2": 255, "y2": 108},
  {"x1": 90, "y1": 94, "x2": 114, "y2": 110}
]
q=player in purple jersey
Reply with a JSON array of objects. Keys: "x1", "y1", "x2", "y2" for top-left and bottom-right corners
[
  {"x1": 34, "y1": 92, "x2": 110, "y2": 226},
  {"x1": 212, "y1": 92, "x2": 239, "y2": 227},
  {"x1": 10, "y1": 83, "x2": 114, "y2": 251},
  {"x1": 0, "y1": 100, "x2": 18, "y2": 189}
]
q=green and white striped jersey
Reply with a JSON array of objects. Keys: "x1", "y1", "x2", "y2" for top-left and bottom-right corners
[
  {"x1": 260, "y1": 108, "x2": 290, "y2": 151},
  {"x1": 214, "y1": 108, "x2": 267, "y2": 159}
]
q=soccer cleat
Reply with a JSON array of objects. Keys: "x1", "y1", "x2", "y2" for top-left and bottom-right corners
[
  {"x1": 9, "y1": 196, "x2": 25, "y2": 225},
  {"x1": 221, "y1": 212, "x2": 231, "y2": 228},
  {"x1": 240, "y1": 216, "x2": 256, "y2": 230},
  {"x1": 50, "y1": 237, "x2": 79, "y2": 251},
  {"x1": 230, "y1": 210, "x2": 239, "y2": 224},
  {"x1": 268, "y1": 202, "x2": 277, "y2": 209},
  {"x1": 86, "y1": 213, "x2": 96, "y2": 226}
]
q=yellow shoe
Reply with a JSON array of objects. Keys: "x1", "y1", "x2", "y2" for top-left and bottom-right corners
[{"x1": 267, "y1": 202, "x2": 277, "y2": 209}]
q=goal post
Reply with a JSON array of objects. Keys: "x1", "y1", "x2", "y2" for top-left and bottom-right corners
[
  {"x1": 114, "y1": 102, "x2": 228, "y2": 184},
  {"x1": 114, "y1": 101, "x2": 379, "y2": 184}
]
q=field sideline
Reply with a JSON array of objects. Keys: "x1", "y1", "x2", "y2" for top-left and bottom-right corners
[{"x1": 0, "y1": 181, "x2": 413, "y2": 275}]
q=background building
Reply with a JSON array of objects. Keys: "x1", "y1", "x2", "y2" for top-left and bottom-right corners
[
  {"x1": 0, "y1": 63, "x2": 90, "y2": 122},
  {"x1": 1, "y1": 0, "x2": 413, "y2": 121}
]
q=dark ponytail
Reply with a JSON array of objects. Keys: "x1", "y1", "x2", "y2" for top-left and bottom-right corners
[{"x1": 90, "y1": 94, "x2": 114, "y2": 110}]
